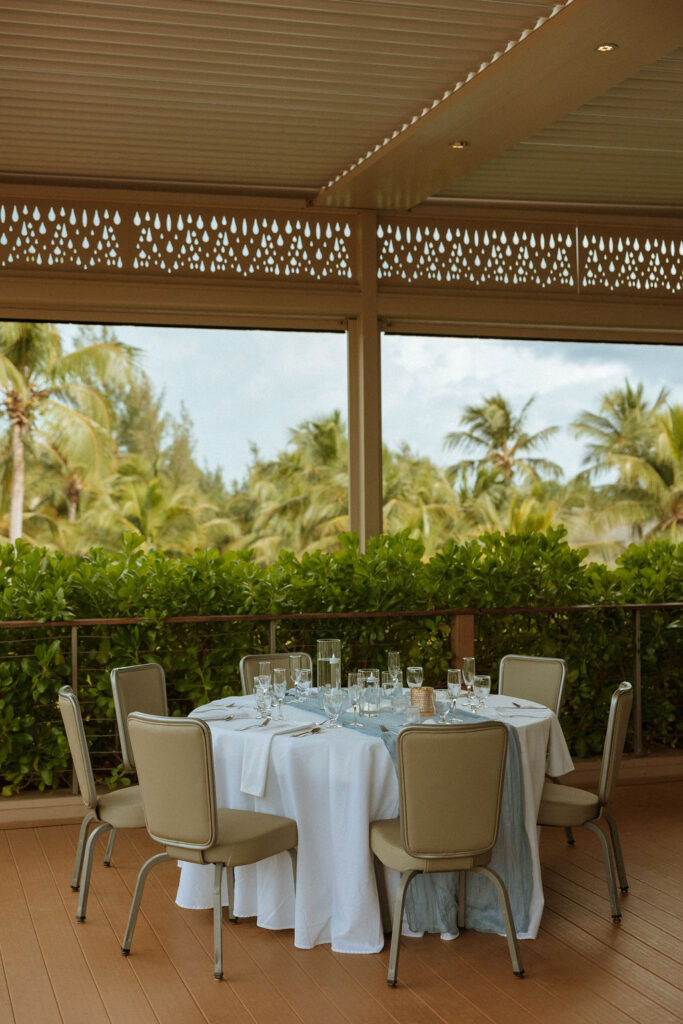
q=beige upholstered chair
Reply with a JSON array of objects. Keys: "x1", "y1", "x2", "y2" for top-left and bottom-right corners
[
  {"x1": 239, "y1": 651, "x2": 312, "y2": 695},
  {"x1": 498, "y1": 654, "x2": 567, "y2": 715},
  {"x1": 111, "y1": 662, "x2": 168, "y2": 770},
  {"x1": 122, "y1": 713, "x2": 298, "y2": 980},
  {"x1": 58, "y1": 686, "x2": 145, "y2": 922},
  {"x1": 370, "y1": 722, "x2": 523, "y2": 987},
  {"x1": 538, "y1": 681, "x2": 633, "y2": 921}
]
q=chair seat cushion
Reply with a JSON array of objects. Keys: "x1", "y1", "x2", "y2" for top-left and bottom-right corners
[
  {"x1": 166, "y1": 808, "x2": 297, "y2": 866},
  {"x1": 370, "y1": 818, "x2": 490, "y2": 873},
  {"x1": 97, "y1": 785, "x2": 146, "y2": 829},
  {"x1": 537, "y1": 781, "x2": 600, "y2": 828}
]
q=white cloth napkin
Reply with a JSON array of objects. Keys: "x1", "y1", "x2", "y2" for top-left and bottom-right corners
[{"x1": 240, "y1": 722, "x2": 316, "y2": 797}]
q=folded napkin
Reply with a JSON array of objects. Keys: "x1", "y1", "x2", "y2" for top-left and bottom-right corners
[{"x1": 240, "y1": 722, "x2": 314, "y2": 798}]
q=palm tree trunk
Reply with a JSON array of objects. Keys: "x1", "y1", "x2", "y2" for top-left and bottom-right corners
[{"x1": 9, "y1": 420, "x2": 25, "y2": 542}]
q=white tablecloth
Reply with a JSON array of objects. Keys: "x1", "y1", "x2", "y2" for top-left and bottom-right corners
[{"x1": 176, "y1": 693, "x2": 573, "y2": 952}]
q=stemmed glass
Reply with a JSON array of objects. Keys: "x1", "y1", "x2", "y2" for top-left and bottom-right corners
[
  {"x1": 387, "y1": 651, "x2": 401, "y2": 684},
  {"x1": 289, "y1": 655, "x2": 304, "y2": 700},
  {"x1": 462, "y1": 657, "x2": 476, "y2": 709},
  {"x1": 406, "y1": 666, "x2": 423, "y2": 690},
  {"x1": 323, "y1": 686, "x2": 344, "y2": 728},
  {"x1": 447, "y1": 668, "x2": 462, "y2": 712},
  {"x1": 473, "y1": 674, "x2": 491, "y2": 711},
  {"x1": 347, "y1": 672, "x2": 364, "y2": 727},
  {"x1": 297, "y1": 668, "x2": 312, "y2": 702},
  {"x1": 273, "y1": 668, "x2": 287, "y2": 719}
]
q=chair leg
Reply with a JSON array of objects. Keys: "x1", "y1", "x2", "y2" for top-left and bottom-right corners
[
  {"x1": 103, "y1": 827, "x2": 117, "y2": 867},
  {"x1": 474, "y1": 867, "x2": 524, "y2": 977},
  {"x1": 226, "y1": 865, "x2": 237, "y2": 923},
  {"x1": 387, "y1": 870, "x2": 418, "y2": 988},
  {"x1": 288, "y1": 847, "x2": 297, "y2": 894},
  {"x1": 457, "y1": 871, "x2": 467, "y2": 930},
  {"x1": 213, "y1": 863, "x2": 225, "y2": 980},
  {"x1": 373, "y1": 855, "x2": 392, "y2": 934},
  {"x1": 603, "y1": 811, "x2": 628, "y2": 891},
  {"x1": 76, "y1": 822, "x2": 111, "y2": 921},
  {"x1": 584, "y1": 821, "x2": 621, "y2": 920},
  {"x1": 121, "y1": 852, "x2": 171, "y2": 955},
  {"x1": 565, "y1": 827, "x2": 576, "y2": 846},
  {"x1": 71, "y1": 811, "x2": 96, "y2": 890}
]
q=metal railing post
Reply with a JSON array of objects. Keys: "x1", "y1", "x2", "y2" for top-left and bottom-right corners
[
  {"x1": 633, "y1": 609, "x2": 643, "y2": 756},
  {"x1": 70, "y1": 625, "x2": 79, "y2": 794}
]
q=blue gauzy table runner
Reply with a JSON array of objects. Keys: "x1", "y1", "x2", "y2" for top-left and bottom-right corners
[{"x1": 287, "y1": 693, "x2": 532, "y2": 937}]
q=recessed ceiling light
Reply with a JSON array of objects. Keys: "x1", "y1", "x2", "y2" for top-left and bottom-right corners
[
  {"x1": 449, "y1": 140, "x2": 469, "y2": 149},
  {"x1": 596, "y1": 43, "x2": 618, "y2": 53}
]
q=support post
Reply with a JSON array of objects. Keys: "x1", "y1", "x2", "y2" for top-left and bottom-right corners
[
  {"x1": 347, "y1": 210, "x2": 383, "y2": 551},
  {"x1": 269, "y1": 619, "x2": 277, "y2": 654},
  {"x1": 633, "y1": 609, "x2": 643, "y2": 756},
  {"x1": 450, "y1": 614, "x2": 475, "y2": 668}
]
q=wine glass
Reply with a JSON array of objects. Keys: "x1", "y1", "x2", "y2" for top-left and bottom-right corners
[
  {"x1": 447, "y1": 668, "x2": 462, "y2": 711},
  {"x1": 387, "y1": 651, "x2": 400, "y2": 683},
  {"x1": 323, "y1": 686, "x2": 344, "y2": 728},
  {"x1": 289, "y1": 655, "x2": 303, "y2": 700},
  {"x1": 297, "y1": 668, "x2": 312, "y2": 702},
  {"x1": 433, "y1": 690, "x2": 451, "y2": 723},
  {"x1": 258, "y1": 661, "x2": 271, "y2": 685},
  {"x1": 347, "y1": 672, "x2": 364, "y2": 728},
  {"x1": 473, "y1": 674, "x2": 491, "y2": 711},
  {"x1": 273, "y1": 668, "x2": 287, "y2": 719},
  {"x1": 406, "y1": 666, "x2": 423, "y2": 690},
  {"x1": 380, "y1": 670, "x2": 395, "y2": 707},
  {"x1": 462, "y1": 657, "x2": 476, "y2": 708}
]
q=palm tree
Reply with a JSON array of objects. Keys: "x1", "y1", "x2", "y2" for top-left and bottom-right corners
[
  {"x1": 0, "y1": 322, "x2": 136, "y2": 542},
  {"x1": 444, "y1": 393, "x2": 561, "y2": 484},
  {"x1": 571, "y1": 381, "x2": 677, "y2": 543},
  {"x1": 573, "y1": 380, "x2": 668, "y2": 485}
]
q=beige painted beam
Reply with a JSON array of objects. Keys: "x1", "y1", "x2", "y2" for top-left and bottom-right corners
[
  {"x1": 315, "y1": 0, "x2": 683, "y2": 211},
  {"x1": 347, "y1": 212, "x2": 383, "y2": 549}
]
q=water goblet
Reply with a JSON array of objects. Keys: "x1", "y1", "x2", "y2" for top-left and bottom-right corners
[
  {"x1": 347, "y1": 673, "x2": 364, "y2": 728},
  {"x1": 380, "y1": 670, "x2": 395, "y2": 707},
  {"x1": 473, "y1": 674, "x2": 491, "y2": 711},
  {"x1": 447, "y1": 668, "x2": 463, "y2": 711},
  {"x1": 289, "y1": 655, "x2": 303, "y2": 699},
  {"x1": 433, "y1": 689, "x2": 451, "y2": 723},
  {"x1": 406, "y1": 666, "x2": 423, "y2": 690},
  {"x1": 254, "y1": 688, "x2": 271, "y2": 719},
  {"x1": 387, "y1": 651, "x2": 401, "y2": 683},
  {"x1": 273, "y1": 668, "x2": 287, "y2": 719},
  {"x1": 462, "y1": 657, "x2": 476, "y2": 708},
  {"x1": 297, "y1": 668, "x2": 312, "y2": 702},
  {"x1": 323, "y1": 686, "x2": 344, "y2": 728}
]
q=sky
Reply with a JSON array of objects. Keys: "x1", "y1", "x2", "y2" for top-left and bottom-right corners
[{"x1": 61, "y1": 323, "x2": 682, "y2": 486}]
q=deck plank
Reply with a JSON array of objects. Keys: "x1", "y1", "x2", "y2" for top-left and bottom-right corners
[
  {"x1": 6, "y1": 828, "x2": 109, "y2": 1024},
  {"x1": 0, "y1": 779, "x2": 680, "y2": 1024},
  {"x1": 39, "y1": 824, "x2": 160, "y2": 1024}
]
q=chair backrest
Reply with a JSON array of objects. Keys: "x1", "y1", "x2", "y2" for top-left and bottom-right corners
[
  {"x1": 397, "y1": 722, "x2": 508, "y2": 860},
  {"x1": 598, "y1": 682, "x2": 633, "y2": 808},
  {"x1": 111, "y1": 663, "x2": 168, "y2": 770},
  {"x1": 58, "y1": 686, "x2": 98, "y2": 810},
  {"x1": 239, "y1": 651, "x2": 312, "y2": 695},
  {"x1": 128, "y1": 713, "x2": 217, "y2": 850},
  {"x1": 498, "y1": 654, "x2": 567, "y2": 715}
]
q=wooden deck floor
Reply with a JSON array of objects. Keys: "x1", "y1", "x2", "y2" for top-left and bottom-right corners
[{"x1": 1, "y1": 780, "x2": 681, "y2": 1024}]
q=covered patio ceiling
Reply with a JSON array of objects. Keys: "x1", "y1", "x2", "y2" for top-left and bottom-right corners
[
  {"x1": 0, "y1": 0, "x2": 681, "y2": 547},
  {"x1": 1, "y1": 0, "x2": 682, "y2": 212}
]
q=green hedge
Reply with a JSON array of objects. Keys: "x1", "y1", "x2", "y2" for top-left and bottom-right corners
[{"x1": 0, "y1": 529, "x2": 680, "y2": 794}]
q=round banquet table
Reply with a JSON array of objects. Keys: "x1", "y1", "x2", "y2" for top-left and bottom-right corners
[{"x1": 176, "y1": 692, "x2": 573, "y2": 953}]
